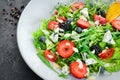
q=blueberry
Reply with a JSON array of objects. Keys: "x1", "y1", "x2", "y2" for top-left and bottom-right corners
[
  {"x1": 67, "y1": 18, "x2": 73, "y2": 22},
  {"x1": 60, "y1": 20, "x2": 72, "y2": 31},
  {"x1": 39, "y1": 36, "x2": 46, "y2": 43},
  {"x1": 76, "y1": 27, "x2": 83, "y2": 33},
  {"x1": 90, "y1": 45, "x2": 102, "y2": 55},
  {"x1": 97, "y1": 8, "x2": 106, "y2": 17}
]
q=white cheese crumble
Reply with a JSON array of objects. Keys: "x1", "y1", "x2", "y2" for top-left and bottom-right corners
[
  {"x1": 71, "y1": 31, "x2": 80, "y2": 39},
  {"x1": 73, "y1": 47, "x2": 79, "y2": 53},
  {"x1": 47, "y1": 54, "x2": 53, "y2": 59},
  {"x1": 91, "y1": 50, "x2": 95, "y2": 54},
  {"x1": 103, "y1": 30, "x2": 115, "y2": 44},
  {"x1": 76, "y1": 59, "x2": 83, "y2": 69},
  {"x1": 64, "y1": 33, "x2": 71, "y2": 37},
  {"x1": 80, "y1": 15, "x2": 87, "y2": 21},
  {"x1": 82, "y1": 29, "x2": 88, "y2": 32},
  {"x1": 61, "y1": 65, "x2": 70, "y2": 75},
  {"x1": 42, "y1": 30, "x2": 49, "y2": 35},
  {"x1": 81, "y1": 8, "x2": 89, "y2": 18},
  {"x1": 85, "y1": 58, "x2": 97, "y2": 65},
  {"x1": 54, "y1": 28, "x2": 59, "y2": 33},
  {"x1": 94, "y1": 20, "x2": 100, "y2": 26},
  {"x1": 66, "y1": 42, "x2": 70, "y2": 46},
  {"x1": 50, "y1": 33, "x2": 58, "y2": 43},
  {"x1": 45, "y1": 39, "x2": 54, "y2": 49}
]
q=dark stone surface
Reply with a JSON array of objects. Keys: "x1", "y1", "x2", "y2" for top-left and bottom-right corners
[{"x1": 0, "y1": 0, "x2": 43, "y2": 80}]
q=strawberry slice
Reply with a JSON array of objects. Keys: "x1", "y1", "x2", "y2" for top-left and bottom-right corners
[
  {"x1": 111, "y1": 20, "x2": 120, "y2": 30},
  {"x1": 57, "y1": 16, "x2": 67, "y2": 23},
  {"x1": 48, "y1": 21, "x2": 59, "y2": 30},
  {"x1": 76, "y1": 19, "x2": 90, "y2": 29},
  {"x1": 72, "y1": 2, "x2": 85, "y2": 10},
  {"x1": 57, "y1": 40, "x2": 75, "y2": 58},
  {"x1": 70, "y1": 61, "x2": 87, "y2": 78},
  {"x1": 44, "y1": 50, "x2": 57, "y2": 62},
  {"x1": 94, "y1": 14, "x2": 108, "y2": 25}
]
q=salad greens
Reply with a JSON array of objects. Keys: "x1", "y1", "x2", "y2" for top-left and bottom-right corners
[{"x1": 33, "y1": 0, "x2": 120, "y2": 79}]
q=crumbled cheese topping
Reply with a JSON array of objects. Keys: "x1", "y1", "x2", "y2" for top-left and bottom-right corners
[
  {"x1": 47, "y1": 54, "x2": 54, "y2": 59},
  {"x1": 61, "y1": 65, "x2": 70, "y2": 75},
  {"x1": 73, "y1": 47, "x2": 79, "y2": 53},
  {"x1": 81, "y1": 8, "x2": 89, "y2": 18},
  {"x1": 42, "y1": 30, "x2": 49, "y2": 34},
  {"x1": 64, "y1": 33, "x2": 71, "y2": 37},
  {"x1": 71, "y1": 31, "x2": 80, "y2": 39},
  {"x1": 91, "y1": 50, "x2": 95, "y2": 54},
  {"x1": 50, "y1": 33, "x2": 58, "y2": 42},
  {"x1": 94, "y1": 20, "x2": 100, "y2": 26},
  {"x1": 66, "y1": 42, "x2": 70, "y2": 46},
  {"x1": 103, "y1": 30, "x2": 115, "y2": 44},
  {"x1": 76, "y1": 59, "x2": 83, "y2": 69},
  {"x1": 85, "y1": 58, "x2": 97, "y2": 65},
  {"x1": 80, "y1": 15, "x2": 87, "y2": 21}
]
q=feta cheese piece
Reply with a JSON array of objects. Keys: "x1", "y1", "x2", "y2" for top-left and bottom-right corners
[
  {"x1": 82, "y1": 29, "x2": 88, "y2": 32},
  {"x1": 66, "y1": 42, "x2": 70, "y2": 46},
  {"x1": 59, "y1": 28, "x2": 64, "y2": 33},
  {"x1": 91, "y1": 50, "x2": 95, "y2": 54},
  {"x1": 85, "y1": 58, "x2": 97, "y2": 65},
  {"x1": 50, "y1": 32, "x2": 58, "y2": 43},
  {"x1": 61, "y1": 65, "x2": 70, "y2": 75},
  {"x1": 80, "y1": 15, "x2": 87, "y2": 21},
  {"x1": 42, "y1": 30, "x2": 49, "y2": 35},
  {"x1": 54, "y1": 28, "x2": 60, "y2": 33},
  {"x1": 103, "y1": 30, "x2": 115, "y2": 44},
  {"x1": 76, "y1": 59, "x2": 83, "y2": 69},
  {"x1": 64, "y1": 33, "x2": 71, "y2": 37},
  {"x1": 81, "y1": 8, "x2": 89, "y2": 18},
  {"x1": 71, "y1": 31, "x2": 80, "y2": 39},
  {"x1": 47, "y1": 54, "x2": 54, "y2": 59},
  {"x1": 94, "y1": 20, "x2": 100, "y2": 26},
  {"x1": 73, "y1": 47, "x2": 79, "y2": 53},
  {"x1": 45, "y1": 39, "x2": 54, "y2": 49}
]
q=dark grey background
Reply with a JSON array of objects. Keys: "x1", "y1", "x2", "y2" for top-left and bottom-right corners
[{"x1": 0, "y1": 0, "x2": 43, "y2": 80}]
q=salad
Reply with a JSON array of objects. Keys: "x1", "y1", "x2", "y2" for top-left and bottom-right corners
[{"x1": 33, "y1": 0, "x2": 120, "y2": 79}]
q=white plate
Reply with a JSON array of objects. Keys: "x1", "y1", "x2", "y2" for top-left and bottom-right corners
[{"x1": 17, "y1": 0, "x2": 120, "y2": 80}]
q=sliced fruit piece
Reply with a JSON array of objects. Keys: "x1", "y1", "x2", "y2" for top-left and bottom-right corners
[
  {"x1": 48, "y1": 21, "x2": 59, "y2": 30},
  {"x1": 76, "y1": 19, "x2": 90, "y2": 29},
  {"x1": 111, "y1": 20, "x2": 120, "y2": 30},
  {"x1": 57, "y1": 16, "x2": 67, "y2": 22},
  {"x1": 57, "y1": 40, "x2": 75, "y2": 58},
  {"x1": 98, "y1": 48, "x2": 114, "y2": 59},
  {"x1": 71, "y1": 2, "x2": 85, "y2": 11},
  {"x1": 70, "y1": 61, "x2": 87, "y2": 78},
  {"x1": 44, "y1": 50, "x2": 57, "y2": 62},
  {"x1": 94, "y1": 14, "x2": 108, "y2": 25},
  {"x1": 106, "y1": 1, "x2": 120, "y2": 22}
]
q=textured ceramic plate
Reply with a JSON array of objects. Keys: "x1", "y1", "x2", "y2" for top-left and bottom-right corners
[{"x1": 17, "y1": 0, "x2": 120, "y2": 80}]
